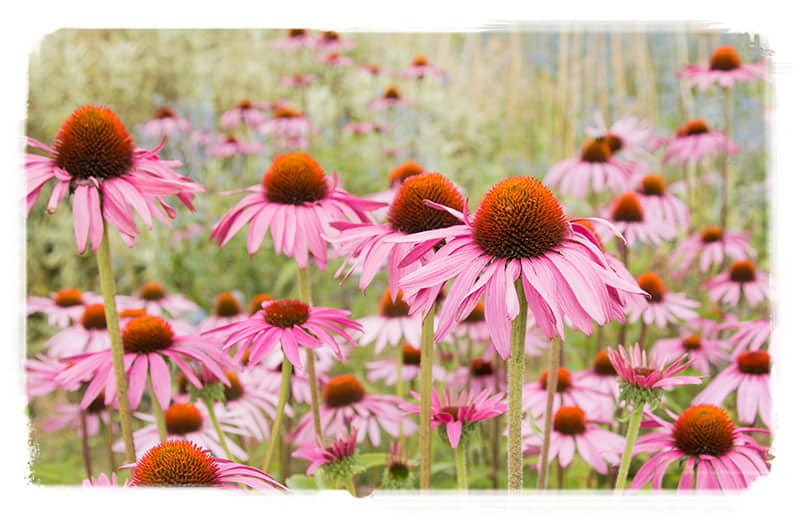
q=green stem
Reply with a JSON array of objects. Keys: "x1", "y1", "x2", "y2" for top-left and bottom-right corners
[
  {"x1": 262, "y1": 355, "x2": 292, "y2": 472},
  {"x1": 79, "y1": 410, "x2": 93, "y2": 480},
  {"x1": 720, "y1": 86, "x2": 732, "y2": 232},
  {"x1": 395, "y1": 343, "x2": 406, "y2": 450},
  {"x1": 297, "y1": 265, "x2": 323, "y2": 439},
  {"x1": 507, "y1": 279, "x2": 528, "y2": 490},
  {"x1": 95, "y1": 224, "x2": 136, "y2": 463},
  {"x1": 203, "y1": 398, "x2": 233, "y2": 460},
  {"x1": 615, "y1": 402, "x2": 645, "y2": 491},
  {"x1": 419, "y1": 308, "x2": 435, "y2": 490},
  {"x1": 101, "y1": 417, "x2": 115, "y2": 471},
  {"x1": 147, "y1": 376, "x2": 167, "y2": 442},
  {"x1": 343, "y1": 475, "x2": 357, "y2": 497},
  {"x1": 537, "y1": 338, "x2": 561, "y2": 490},
  {"x1": 454, "y1": 441, "x2": 469, "y2": 491}
]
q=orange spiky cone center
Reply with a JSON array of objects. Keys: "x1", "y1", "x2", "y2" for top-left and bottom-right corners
[
  {"x1": 262, "y1": 152, "x2": 329, "y2": 205},
  {"x1": 673, "y1": 405, "x2": 735, "y2": 457}
]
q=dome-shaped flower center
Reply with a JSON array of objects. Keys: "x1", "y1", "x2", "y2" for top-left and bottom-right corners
[
  {"x1": 322, "y1": 30, "x2": 340, "y2": 42},
  {"x1": 402, "y1": 344, "x2": 422, "y2": 366},
  {"x1": 736, "y1": 351, "x2": 770, "y2": 375},
  {"x1": 379, "y1": 289, "x2": 411, "y2": 318},
  {"x1": 700, "y1": 226, "x2": 724, "y2": 243},
  {"x1": 387, "y1": 172, "x2": 465, "y2": 234},
  {"x1": 288, "y1": 28, "x2": 307, "y2": 38},
  {"x1": 639, "y1": 174, "x2": 667, "y2": 196},
  {"x1": 677, "y1": 119, "x2": 710, "y2": 137},
  {"x1": 388, "y1": 461, "x2": 410, "y2": 480},
  {"x1": 729, "y1": 260, "x2": 757, "y2": 283},
  {"x1": 273, "y1": 105, "x2": 304, "y2": 119},
  {"x1": 122, "y1": 315, "x2": 175, "y2": 354},
  {"x1": 388, "y1": 160, "x2": 425, "y2": 187},
  {"x1": 709, "y1": 46, "x2": 742, "y2": 71},
  {"x1": 53, "y1": 105, "x2": 134, "y2": 181},
  {"x1": 472, "y1": 176, "x2": 567, "y2": 260},
  {"x1": 606, "y1": 133, "x2": 624, "y2": 154},
  {"x1": 470, "y1": 358, "x2": 494, "y2": 377},
  {"x1": 54, "y1": 288, "x2": 84, "y2": 307},
  {"x1": 237, "y1": 99, "x2": 253, "y2": 110},
  {"x1": 154, "y1": 106, "x2": 175, "y2": 119},
  {"x1": 323, "y1": 375, "x2": 366, "y2": 408},
  {"x1": 383, "y1": 86, "x2": 401, "y2": 100},
  {"x1": 262, "y1": 299, "x2": 310, "y2": 328},
  {"x1": 412, "y1": 54, "x2": 428, "y2": 67},
  {"x1": 637, "y1": 273, "x2": 666, "y2": 303},
  {"x1": 462, "y1": 302, "x2": 485, "y2": 324},
  {"x1": 592, "y1": 350, "x2": 617, "y2": 376},
  {"x1": 139, "y1": 282, "x2": 166, "y2": 301},
  {"x1": 213, "y1": 292, "x2": 242, "y2": 317},
  {"x1": 538, "y1": 367, "x2": 572, "y2": 393},
  {"x1": 673, "y1": 405, "x2": 735, "y2": 457},
  {"x1": 553, "y1": 406, "x2": 587, "y2": 436},
  {"x1": 130, "y1": 440, "x2": 219, "y2": 487},
  {"x1": 222, "y1": 371, "x2": 245, "y2": 401},
  {"x1": 580, "y1": 138, "x2": 612, "y2": 163},
  {"x1": 249, "y1": 293, "x2": 274, "y2": 314},
  {"x1": 682, "y1": 334, "x2": 702, "y2": 351},
  {"x1": 80, "y1": 304, "x2": 108, "y2": 330},
  {"x1": 165, "y1": 403, "x2": 204, "y2": 435},
  {"x1": 611, "y1": 192, "x2": 645, "y2": 223},
  {"x1": 262, "y1": 152, "x2": 329, "y2": 205}
]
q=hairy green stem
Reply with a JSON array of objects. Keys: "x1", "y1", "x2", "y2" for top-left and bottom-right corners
[
  {"x1": 537, "y1": 338, "x2": 561, "y2": 489},
  {"x1": 297, "y1": 265, "x2": 323, "y2": 439},
  {"x1": 95, "y1": 225, "x2": 136, "y2": 463},
  {"x1": 454, "y1": 441, "x2": 469, "y2": 491},
  {"x1": 203, "y1": 398, "x2": 233, "y2": 460},
  {"x1": 507, "y1": 279, "x2": 528, "y2": 490},
  {"x1": 419, "y1": 308, "x2": 435, "y2": 489},
  {"x1": 615, "y1": 402, "x2": 645, "y2": 491},
  {"x1": 262, "y1": 355, "x2": 292, "y2": 472}
]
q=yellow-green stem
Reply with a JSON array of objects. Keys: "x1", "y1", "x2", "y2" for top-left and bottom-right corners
[
  {"x1": 79, "y1": 410, "x2": 93, "y2": 480},
  {"x1": 454, "y1": 440, "x2": 469, "y2": 491},
  {"x1": 203, "y1": 398, "x2": 233, "y2": 460},
  {"x1": 95, "y1": 224, "x2": 136, "y2": 463},
  {"x1": 537, "y1": 338, "x2": 561, "y2": 489},
  {"x1": 419, "y1": 308, "x2": 435, "y2": 489},
  {"x1": 147, "y1": 376, "x2": 167, "y2": 442},
  {"x1": 507, "y1": 279, "x2": 528, "y2": 490},
  {"x1": 262, "y1": 355, "x2": 292, "y2": 473},
  {"x1": 395, "y1": 343, "x2": 406, "y2": 450},
  {"x1": 615, "y1": 402, "x2": 645, "y2": 491},
  {"x1": 297, "y1": 265, "x2": 323, "y2": 439}
]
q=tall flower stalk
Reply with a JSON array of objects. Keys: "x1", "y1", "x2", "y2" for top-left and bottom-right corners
[
  {"x1": 507, "y1": 280, "x2": 528, "y2": 490},
  {"x1": 263, "y1": 356, "x2": 292, "y2": 471},
  {"x1": 418, "y1": 309, "x2": 435, "y2": 489},
  {"x1": 536, "y1": 338, "x2": 560, "y2": 489},
  {"x1": 297, "y1": 265, "x2": 323, "y2": 439}
]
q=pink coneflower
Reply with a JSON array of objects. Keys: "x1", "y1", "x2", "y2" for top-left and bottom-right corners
[
  {"x1": 369, "y1": 85, "x2": 405, "y2": 110},
  {"x1": 601, "y1": 193, "x2": 677, "y2": 246},
  {"x1": 356, "y1": 290, "x2": 424, "y2": 354},
  {"x1": 383, "y1": 441, "x2": 414, "y2": 488},
  {"x1": 359, "y1": 160, "x2": 427, "y2": 221},
  {"x1": 630, "y1": 405, "x2": 769, "y2": 490},
  {"x1": 271, "y1": 28, "x2": 315, "y2": 51},
  {"x1": 626, "y1": 273, "x2": 699, "y2": 328},
  {"x1": 544, "y1": 138, "x2": 634, "y2": 198},
  {"x1": 663, "y1": 119, "x2": 738, "y2": 165},
  {"x1": 198, "y1": 292, "x2": 249, "y2": 333},
  {"x1": 585, "y1": 112, "x2": 654, "y2": 163},
  {"x1": 723, "y1": 316, "x2": 770, "y2": 356},
  {"x1": 126, "y1": 281, "x2": 199, "y2": 318},
  {"x1": 314, "y1": 30, "x2": 355, "y2": 53},
  {"x1": 293, "y1": 427, "x2": 358, "y2": 475},
  {"x1": 260, "y1": 358, "x2": 321, "y2": 405},
  {"x1": 293, "y1": 374, "x2": 416, "y2": 446},
  {"x1": 394, "y1": 177, "x2": 644, "y2": 355},
  {"x1": 448, "y1": 354, "x2": 505, "y2": 393},
  {"x1": 360, "y1": 63, "x2": 383, "y2": 78},
  {"x1": 609, "y1": 343, "x2": 703, "y2": 396},
  {"x1": 280, "y1": 73, "x2": 317, "y2": 88},
  {"x1": 651, "y1": 330, "x2": 729, "y2": 376},
  {"x1": 705, "y1": 260, "x2": 769, "y2": 308},
  {"x1": 124, "y1": 440, "x2": 286, "y2": 490},
  {"x1": 366, "y1": 343, "x2": 446, "y2": 385},
  {"x1": 693, "y1": 350, "x2": 771, "y2": 429},
  {"x1": 26, "y1": 105, "x2": 203, "y2": 252},
  {"x1": 43, "y1": 396, "x2": 112, "y2": 436},
  {"x1": 120, "y1": 402, "x2": 249, "y2": 460},
  {"x1": 401, "y1": 54, "x2": 445, "y2": 79},
  {"x1": 670, "y1": 226, "x2": 755, "y2": 274},
  {"x1": 405, "y1": 387, "x2": 506, "y2": 448},
  {"x1": 205, "y1": 298, "x2": 359, "y2": 371},
  {"x1": 207, "y1": 134, "x2": 262, "y2": 158},
  {"x1": 523, "y1": 406, "x2": 625, "y2": 475},
  {"x1": 319, "y1": 52, "x2": 354, "y2": 67},
  {"x1": 27, "y1": 288, "x2": 101, "y2": 328},
  {"x1": 213, "y1": 369, "x2": 282, "y2": 441},
  {"x1": 573, "y1": 350, "x2": 620, "y2": 402},
  {"x1": 45, "y1": 303, "x2": 114, "y2": 358},
  {"x1": 58, "y1": 315, "x2": 233, "y2": 411},
  {"x1": 634, "y1": 174, "x2": 689, "y2": 231},
  {"x1": 219, "y1": 100, "x2": 266, "y2": 130},
  {"x1": 210, "y1": 152, "x2": 384, "y2": 269},
  {"x1": 523, "y1": 367, "x2": 605, "y2": 418},
  {"x1": 139, "y1": 106, "x2": 191, "y2": 139},
  {"x1": 258, "y1": 104, "x2": 314, "y2": 149},
  {"x1": 679, "y1": 45, "x2": 766, "y2": 91},
  {"x1": 25, "y1": 354, "x2": 67, "y2": 400}
]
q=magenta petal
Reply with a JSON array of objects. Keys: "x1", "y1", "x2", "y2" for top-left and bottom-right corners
[{"x1": 446, "y1": 420, "x2": 462, "y2": 449}]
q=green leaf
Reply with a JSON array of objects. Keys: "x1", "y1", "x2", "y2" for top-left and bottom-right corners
[
  {"x1": 286, "y1": 474, "x2": 320, "y2": 491},
  {"x1": 354, "y1": 453, "x2": 387, "y2": 470}
]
